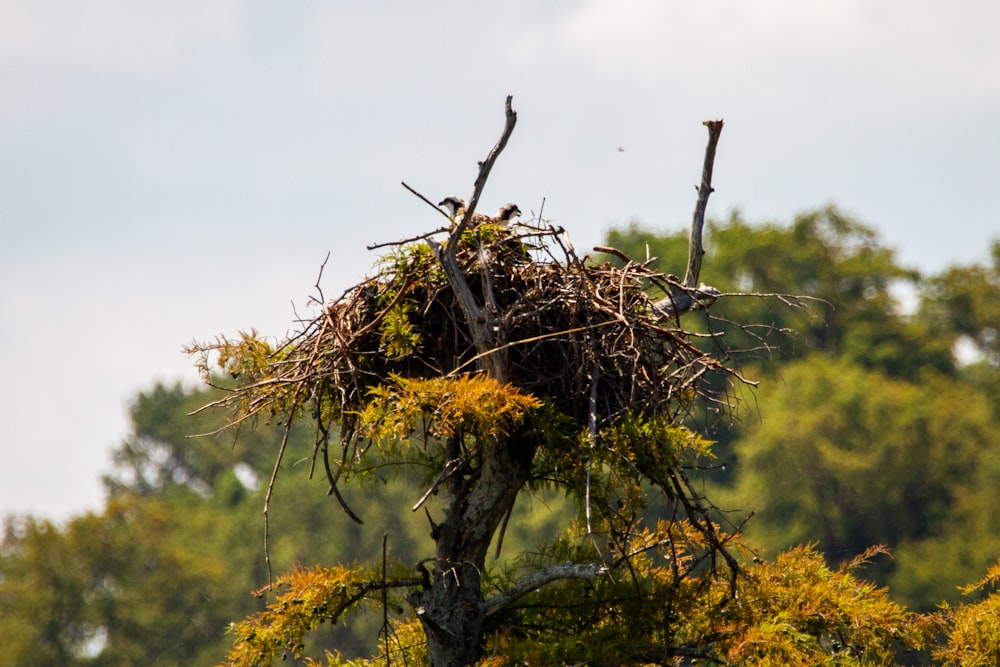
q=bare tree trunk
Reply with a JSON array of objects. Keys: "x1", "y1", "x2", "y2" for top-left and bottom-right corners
[{"x1": 413, "y1": 436, "x2": 530, "y2": 666}]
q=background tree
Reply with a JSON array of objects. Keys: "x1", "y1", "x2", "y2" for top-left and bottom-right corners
[
  {"x1": 601, "y1": 211, "x2": 1000, "y2": 614},
  {"x1": 716, "y1": 356, "x2": 998, "y2": 603},
  {"x1": 603, "y1": 207, "x2": 954, "y2": 380},
  {"x1": 1, "y1": 376, "x2": 577, "y2": 665}
]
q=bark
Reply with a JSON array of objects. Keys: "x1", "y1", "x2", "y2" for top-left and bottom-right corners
[{"x1": 411, "y1": 436, "x2": 531, "y2": 666}]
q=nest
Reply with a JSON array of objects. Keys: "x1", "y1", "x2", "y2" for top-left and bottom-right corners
[{"x1": 261, "y1": 219, "x2": 734, "y2": 443}]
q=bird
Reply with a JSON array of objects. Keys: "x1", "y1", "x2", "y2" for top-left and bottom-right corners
[
  {"x1": 651, "y1": 283, "x2": 721, "y2": 318},
  {"x1": 439, "y1": 195, "x2": 488, "y2": 224},
  {"x1": 438, "y1": 195, "x2": 465, "y2": 218},
  {"x1": 494, "y1": 203, "x2": 521, "y2": 225},
  {"x1": 439, "y1": 197, "x2": 520, "y2": 227}
]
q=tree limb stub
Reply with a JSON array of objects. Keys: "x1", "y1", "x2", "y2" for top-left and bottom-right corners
[{"x1": 684, "y1": 119, "x2": 724, "y2": 289}]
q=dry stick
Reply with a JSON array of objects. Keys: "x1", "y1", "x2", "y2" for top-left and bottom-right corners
[
  {"x1": 684, "y1": 119, "x2": 724, "y2": 289},
  {"x1": 428, "y1": 96, "x2": 518, "y2": 379},
  {"x1": 262, "y1": 402, "x2": 300, "y2": 589},
  {"x1": 454, "y1": 95, "x2": 518, "y2": 241},
  {"x1": 585, "y1": 360, "x2": 603, "y2": 558},
  {"x1": 368, "y1": 226, "x2": 449, "y2": 251},
  {"x1": 592, "y1": 245, "x2": 633, "y2": 264},
  {"x1": 401, "y1": 180, "x2": 454, "y2": 220}
]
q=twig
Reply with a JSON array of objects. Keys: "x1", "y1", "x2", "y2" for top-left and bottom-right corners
[
  {"x1": 411, "y1": 458, "x2": 462, "y2": 512},
  {"x1": 402, "y1": 180, "x2": 454, "y2": 220},
  {"x1": 368, "y1": 227, "x2": 450, "y2": 251},
  {"x1": 585, "y1": 361, "x2": 600, "y2": 546}
]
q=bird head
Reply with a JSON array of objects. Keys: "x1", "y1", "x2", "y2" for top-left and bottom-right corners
[
  {"x1": 496, "y1": 203, "x2": 521, "y2": 224},
  {"x1": 438, "y1": 196, "x2": 465, "y2": 217}
]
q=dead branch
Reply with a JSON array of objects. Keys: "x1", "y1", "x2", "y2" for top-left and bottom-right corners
[
  {"x1": 427, "y1": 95, "x2": 519, "y2": 381},
  {"x1": 684, "y1": 119, "x2": 724, "y2": 289},
  {"x1": 401, "y1": 180, "x2": 454, "y2": 222},
  {"x1": 482, "y1": 561, "x2": 608, "y2": 619},
  {"x1": 456, "y1": 95, "x2": 518, "y2": 237}
]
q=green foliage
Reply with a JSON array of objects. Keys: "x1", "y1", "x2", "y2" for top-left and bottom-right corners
[
  {"x1": 0, "y1": 495, "x2": 246, "y2": 666},
  {"x1": 603, "y1": 207, "x2": 951, "y2": 380},
  {"x1": 920, "y1": 239, "x2": 1000, "y2": 366},
  {"x1": 222, "y1": 563, "x2": 413, "y2": 667},
  {"x1": 887, "y1": 438, "x2": 1000, "y2": 610},
  {"x1": 106, "y1": 381, "x2": 277, "y2": 496},
  {"x1": 721, "y1": 357, "x2": 994, "y2": 582}
]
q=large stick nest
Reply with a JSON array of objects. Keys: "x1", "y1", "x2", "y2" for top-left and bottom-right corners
[{"x1": 243, "y1": 219, "x2": 734, "y2": 441}]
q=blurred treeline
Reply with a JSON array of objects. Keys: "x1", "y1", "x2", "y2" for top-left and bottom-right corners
[
  {"x1": 603, "y1": 206, "x2": 1000, "y2": 611},
  {"x1": 1, "y1": 206, "x2": 997, "y2": 665}
]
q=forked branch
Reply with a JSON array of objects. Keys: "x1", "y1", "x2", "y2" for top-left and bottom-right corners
[{"x1": 428, "y1": 95, "x2": 519, "y2": 381}]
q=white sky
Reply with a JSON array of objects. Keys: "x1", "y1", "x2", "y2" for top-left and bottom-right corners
[{"x1": 2, "y1": 1, "x2": 999, "y2": 521}]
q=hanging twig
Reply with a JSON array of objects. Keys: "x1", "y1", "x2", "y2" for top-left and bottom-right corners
[{"x1": 381, "y1": 532, "x2": 389, "y2": 667}]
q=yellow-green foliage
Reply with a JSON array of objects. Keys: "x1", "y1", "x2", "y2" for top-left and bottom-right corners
[
  {"x1": 720, "y1": 545, "x2": 936, "y2": 665},
  {"x1": 220, "y1": 562, "x2": 413, "y2": 667},
  {"x1": 302, "y1": 617, "x2": 428, "y2": 667},
  {"x1": 378, "y1": 300, "x2": 421, "y2": 359},
  {"x1": 935, "y1": 559, "x2": 1000, "y2": 666},
  {"x1": 479, "y1": 541, "x2": 938, "y2": 666},
  {"x1": 208, "y1": 330, "x2": 282, "y2": 381},
  {"x1": 375, "y1": 241, "x2": 443, "y2": 285},
  {"x1": 359, "y1": 374, "x2": 542, "y2": 444},
  {"x1": 601, "y1": 414, "x2": 714, "y2": 469}
]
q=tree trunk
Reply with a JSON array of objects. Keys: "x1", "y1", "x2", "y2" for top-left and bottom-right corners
[{"x1": 412, "y1": 435, "x2": 530, "y2": 666}]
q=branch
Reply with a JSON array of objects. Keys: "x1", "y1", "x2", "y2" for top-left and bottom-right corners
[
  {"x1": 400, "y1": 180, "x2": 454, "y2": 222},
  {"x1": 430, "y1": 96, "x2": 518, "y2": 379},
  {"x1": 482, "y1": 561, "x2": 608, "y2": 619},
  {"x1": 454, "y1": 95, "x2": 518, "y2": 239},
  {"x1": 684, "y1": 119, "x2": 724, "y2": 289}
]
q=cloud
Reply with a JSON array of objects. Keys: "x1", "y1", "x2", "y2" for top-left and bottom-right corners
[
  {"x1": 516, "y1": 0, "x2": 1000, "y2": 117},
  {"x1": 0, "y1": 0, "x2": 240, "y2": 70}
]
